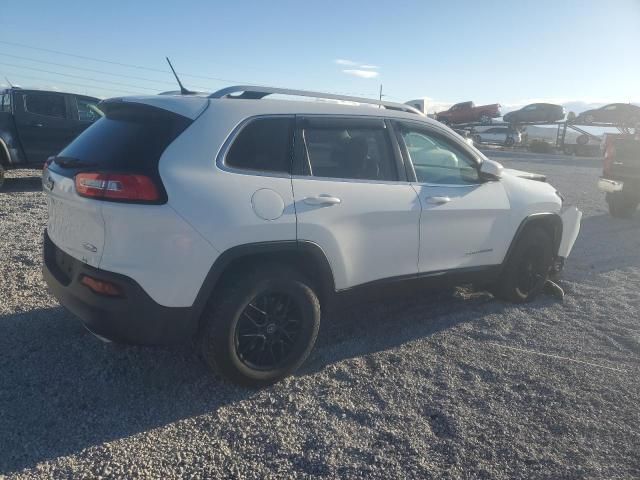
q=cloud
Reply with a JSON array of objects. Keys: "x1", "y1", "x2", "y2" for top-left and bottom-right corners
[
  {"x1": 343, "y1": 69, "x2": 380, "y2": 79},
  {"x1": 335, "y1": 59, "x2": 359, "y2": 66},
  {"x1": 335, "y1": 59, "x2": 381, "y2": 79}
]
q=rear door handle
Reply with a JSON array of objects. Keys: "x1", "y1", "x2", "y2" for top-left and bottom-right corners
[
  {"x1": 304, "y1": 194, "x2": 341, "y2": 206},
  {"x1": 426, "y1": 196, "x2": 451, "y2": 205}
]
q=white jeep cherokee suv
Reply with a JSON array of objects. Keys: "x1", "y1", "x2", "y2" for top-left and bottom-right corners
[{"x1": 42, "y1": 86, "x2": 582, "y2": 386}]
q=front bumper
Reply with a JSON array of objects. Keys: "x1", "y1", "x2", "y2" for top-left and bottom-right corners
[
  {"x1": 558, "y1": 206, "x2": 582, "y2": 258},
  {"x1": 43, "y1": 230, "x2": 198, "y2": 345},
  {"x1": 598, "y1": 178, "x2": 623, "y2": 193}
]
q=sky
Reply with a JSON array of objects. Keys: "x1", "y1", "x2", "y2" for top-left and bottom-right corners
[{"x1": 1, "y1": 0, "x2": 639, "y2": 114}]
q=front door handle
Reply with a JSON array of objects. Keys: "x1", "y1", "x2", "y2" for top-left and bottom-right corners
[
  {"x1": 304, "y1": 194, "x2": 342, "y2": 206},
  {"x1": 426, "y1": 196, "x2": 451, "y2": 205},
  {"x1": 32, "y1": 122, "x2": 44, "y2": 127}
]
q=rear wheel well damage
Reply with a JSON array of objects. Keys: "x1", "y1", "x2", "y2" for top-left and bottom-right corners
[{"x1": 191, "y1": 241, "x2": 335, "y2": 332}]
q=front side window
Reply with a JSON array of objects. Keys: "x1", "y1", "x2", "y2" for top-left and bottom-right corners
[
  {"x1": 302, "y1": 123, "x2": 397, "y2": 181},
  {"x1": 76, "y1": 97, "x2": 103, "y2": 122},
  {"x1": 23, "y1": 93, "x2": 66, "y2": 118},
  {"x1": 225, "y1": 117, "x2": 293, "y2": 173},
  {"x1": 400, "y1": 126, "x2": 480, "y2": 185}
]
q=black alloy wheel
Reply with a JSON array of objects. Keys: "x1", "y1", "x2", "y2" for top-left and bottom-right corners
[
  {"x1": 515, "y1": 245, "x2": 548, "y2": 297},
  {"x1": 235, "y1": 291, "x2": 302, "y2": 371},
  {"x1": 199, "y1": 265, "x2": 321, "y2": 387}
]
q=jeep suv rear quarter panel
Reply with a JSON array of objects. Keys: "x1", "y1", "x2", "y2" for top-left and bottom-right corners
[{"x1": 160, "y1": 101, "x2": 297, "y2": 255}]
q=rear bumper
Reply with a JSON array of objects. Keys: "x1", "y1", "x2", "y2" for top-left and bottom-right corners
[
  {"x1": 598, "y1": 178, "x2": 623, "y2": 193},
  {"x1": 42, "y1": 230, "x2": 198, "y2": 345}
]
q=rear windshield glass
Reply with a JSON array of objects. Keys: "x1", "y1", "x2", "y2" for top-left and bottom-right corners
[{"x1": 55, "y1": 102, "x2": 192, "y2": 172}]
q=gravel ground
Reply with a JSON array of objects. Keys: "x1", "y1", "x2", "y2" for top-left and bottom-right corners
[{"x1": 1, "y1": 154, "x2": 639, "y2": 479}]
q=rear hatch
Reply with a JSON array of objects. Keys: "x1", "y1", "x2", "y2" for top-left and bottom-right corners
[{"x1": 43, "y1": 99, "x2": 197, "y2": 267}]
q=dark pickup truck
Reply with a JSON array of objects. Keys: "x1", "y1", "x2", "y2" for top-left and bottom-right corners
[
  {"x1": 0, "y1": 87, "x2": 101, "y2": 188},
  {"x1": 598, "y1": 132, "x2": 640, "y2": 218}
]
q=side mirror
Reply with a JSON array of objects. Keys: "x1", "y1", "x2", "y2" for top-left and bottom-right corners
[{"x1": 479, "y1": 159, "x2": 503, "y2": 179}]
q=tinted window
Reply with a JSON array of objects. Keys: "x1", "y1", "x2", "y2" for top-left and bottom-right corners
[
  {"x1": 226, "y1": 117, "x2": 292, "y2": 173},
  {"x1": 400, "y1": 127, "x2": 479, "y2": 185},
  {"x1": 55, "y1": 102, "x2": 191, "y2": 173},
  {"x1": 302, "y1": 124, "x2": 397, "y2": 181},
  {"x1": 76, "y1": 97, "x2": 103, "y2": 122},
  {"x1": 23, "y1": 93, "x2": 66, "y2": 118}
]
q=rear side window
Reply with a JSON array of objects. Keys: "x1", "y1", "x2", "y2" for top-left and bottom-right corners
[
  {"x1": 225, "y1": 117, "x2": 293, "y2": 173},
  {"x1": 301, "y1": 123, "x2": 397, "y2": 181},
  {"x1": 55, "y1": 102, "x2": 192, "y2": 173},
  {"x1": 23, "y1": 93, "x2": 66, "y2": 118}
]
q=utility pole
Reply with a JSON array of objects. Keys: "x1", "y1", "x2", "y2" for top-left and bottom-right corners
[{"x1": 379, "y1": 84, "x2": 383, "y2": 102}]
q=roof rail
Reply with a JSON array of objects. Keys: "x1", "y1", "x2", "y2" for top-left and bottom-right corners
[{"x1": 209, "y1": 85, "x2": 424, "y2": 116}]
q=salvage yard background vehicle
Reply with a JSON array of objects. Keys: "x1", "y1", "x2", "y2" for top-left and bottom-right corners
[
  {"x1": 575, "y1": 103, "x2": 640, "y2": 126},
  {"x1": 0, "y1": 87, "x2": 102, "y2": 189},
  {"x1": 42, "y1": 86, "x2": 581, "y2": 387},
  {"x1": 598, "y1": 132, "x2": 640, "y2": 217},
  {"x1": 472, "y1": 126, "x2": 522, "y2": 147},
  {"x1": 503, "y1": 103, "x2": 565, "y2": 124},
  {"x1": 435, "y1": 101, "x2": 501, "y2": 125}
]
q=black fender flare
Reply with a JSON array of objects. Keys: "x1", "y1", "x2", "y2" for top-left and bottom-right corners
[
  {"x1": 502, "y1": 213, "x2": 563, "y2": 269},
  {"x1": 188, "y1": 240, "x2": 335, "y2": 325}
]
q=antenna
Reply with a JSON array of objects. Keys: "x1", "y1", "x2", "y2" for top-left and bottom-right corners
[
  {"x1": 165, "y1": 57, "x2": 194, "y2": 95},
  {"x1": 4, "y1": 76, "x2": 14, "y2": 88}
]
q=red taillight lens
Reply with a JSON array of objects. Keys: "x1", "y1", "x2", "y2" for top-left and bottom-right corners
[
  {"x1": 80, "y1": 275, "x2": 123, "y2": 297},
  {"x1": 75, "y1": 173, "x2": 160, "y2": 202}
]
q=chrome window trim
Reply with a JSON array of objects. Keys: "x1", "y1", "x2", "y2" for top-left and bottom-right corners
[
  {"x1": 395, "y1": 119, "x2": 489, "y2": 187},
  {"x1": 296, "y1": 114, "x2": 407, "y2": 184},
  {"x1": 215, "y1": 114, "x2": 295, "y2": 179},
  {"x1": 292, "y1": 174, "x2": 411, "y2": 186}
]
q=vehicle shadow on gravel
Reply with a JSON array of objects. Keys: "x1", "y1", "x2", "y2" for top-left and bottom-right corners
[
  {"x1": 0, "y1": 286, "x2": 538, "y2": 474},
  {"x1": 0, "y1": 306, "x2": 253, "y2": 474},
  {"x1": 0, "y1": 176, "x2": 43, "y2": 194},
  {"x1": 303, "y1": 282, "x2": 514, "y2": 375}
]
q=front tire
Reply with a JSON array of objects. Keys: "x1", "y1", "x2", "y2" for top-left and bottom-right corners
[
  {"x1": 479, "y1": 113, "x2": 492, "y2": 124},
  {"x1": 492, "y1": 227, "x2": 554, "y2": 303},
  {"x1": 504, "y1": 137, "x2": 515, "y2": 147},
  {"x1": 199, "y1": 265, "x2": 320, "y2": 387}
]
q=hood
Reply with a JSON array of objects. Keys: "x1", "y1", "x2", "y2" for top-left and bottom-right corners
[{"x1": 502, "y1": 168, "x2": 547, "y2": 182}]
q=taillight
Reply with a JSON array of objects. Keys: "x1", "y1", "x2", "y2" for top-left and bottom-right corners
[{"x1": 75, "y1": 173, "x2": 160, "y2": 202}]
